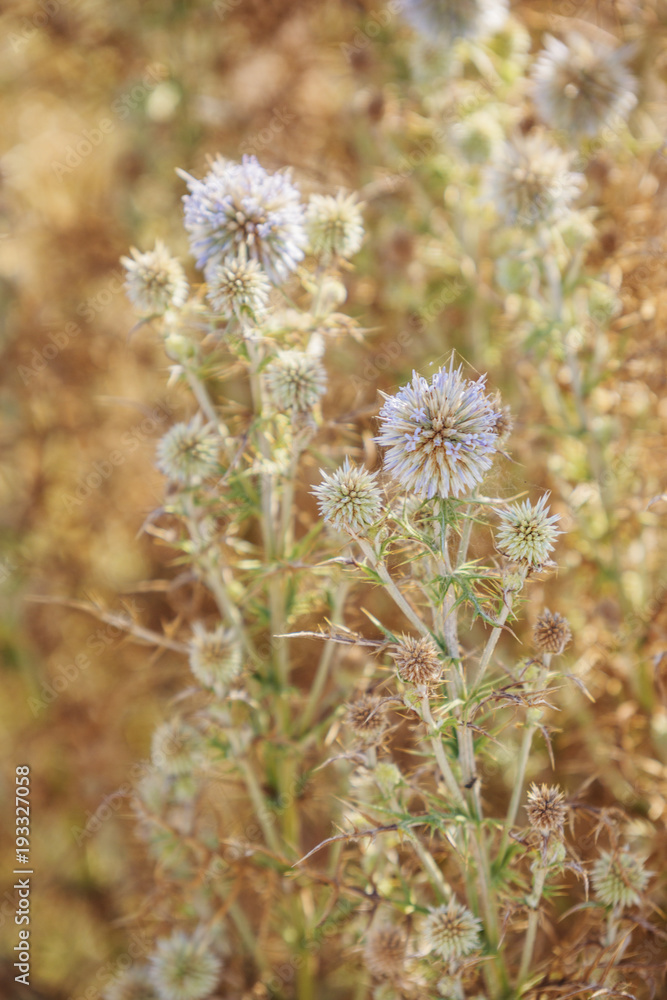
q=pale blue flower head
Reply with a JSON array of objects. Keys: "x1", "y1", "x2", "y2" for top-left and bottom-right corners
[
  {"x1": 178, "y1": 155, "x2": 307, "y2": 283},
  {"x1": 495, "y1": 494, "x2": 562, "y2": 566},
  {"x1": 402, "y1": 0, "x2": 508, "y2": 42},
  {"x1": 375, "y1": 362, "x2": 501, "y2": 499}
]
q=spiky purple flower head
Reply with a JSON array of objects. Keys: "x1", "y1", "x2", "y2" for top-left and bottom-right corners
[
  {"x1": 375, "y1": 362, "x2": 501, "y2": 499},
  {"x1": 178, "y1": 155, "x2": 307, "y2": 283}
]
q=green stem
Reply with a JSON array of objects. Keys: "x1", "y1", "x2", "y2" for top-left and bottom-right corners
[
  {"x1": 420, "y1": 694, "x2": 466, "y2": 810},
  {"x1": 354, "y1": 535, "x2": 432, "y2": 639},
  {"x1": 300, "y1": 581, "x2": 349, "y2": 734},
  {"x1": 517, "y1": 863, "x2": 548, "y2": 986}
]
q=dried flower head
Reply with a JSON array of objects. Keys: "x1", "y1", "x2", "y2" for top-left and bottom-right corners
[
  {"x1": 151, "y1": 720, "x2": 204, "y2": 777},
  {"x1": 485, "y1": 132, "x2": 584, "y2": 228},
  {"x1": 496, "y1": 495, "x2": 561, "y2": 567},
  {"x1": 489, "y1": 395, "x2": 513, "y2": 449},
  {"x1": 526, "y1": 783, "x2": 567, "y2": 836},
  {"x1": 364, "y1": 925, "x2": 407, "y2": 979},
  {"x1": 533, "y1": 609, "x2": 572, "y2": 655},
  {"x1": 156, "y1": 415, "x2": 220, "y2": 485},
  {"x1": 313, "y1": 458, "x2": 383, "y2": 535},
  {"x1": 178, "y1": 155, "x2": 307, "y2": 282},
  {"x1": 306, "y1": 191, "x2": 364, "y2": 260},
  {"x1": 423, "y1": 899, "x2": 482, "y2": 961},
  {"x1": 376, "y1": 362, "x2": 501, "y2": 500},
  {"x1": 149, "y1": 931, "x2": 222, "y2": 1000},
  {"x1": 393, "y1": 635, "x2": 442, "y2": 686},
  {"x1": 121, "y1": 240, "x2": 189, "y2": 315},
  {"x1": 103, "y1": 966, "x2": 158, "y2": 1000},
  {"x1": 531, "y1": 33, "x2": 637, "y2": 138},
  {"x1": 205, "y1": 254, "x2": 271, "y2": 320},
  {"x1": 346, "y1": 694, "x2": 388, "y2": 745},
  {"x1": 592, "y1": 849, "x2": 651, "y2": 909},
  {"x1": 264, "y1": 349, "x2": 327, "y2": 415},
  {"x1": 188, "y1": 623, "x2": 243, "y2": 694},
  {"x1": 401, "y1": 0, "x2": 508, "y2": 41}
]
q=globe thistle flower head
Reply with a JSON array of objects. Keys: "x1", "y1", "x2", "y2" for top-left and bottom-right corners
[
  {"x1": 364, "y1": 925, "x2": 407, "y2": 979},
  {"x1": 313, "y1": 458, "x2": 383, "y2": 535},
  {"x1": 376, "y1": 362, "x2": 501, "y2": 500},
  {"x1": 205, "y1": 254, "x2": 271, "y2": 321},
  {"x1": 531, "y1": 33, "x2": 637, "y2": 138},
  {"x1": 151, "y1": 719, "x2": 204, "y2": 777},
  {"x1": 149, "y1": 931, "x2": 222, "y2": 1000},
  {"x1": 533, "y1": 609, "x2": 572, "y2": 655},
  {"x1": 423, "y1": 899, "x2": 482, "y2": 961},
  {"x1": 156, "y1": 415, "x2": 220, "y2": 485},
  {"x1": 496, "y1": 494, "x2": 561, "y2": 567},
  {"x1": 451, "y1": 109, "x2": 504, "y2": 164},
  {"x1": 264, "y1": 349, "x2": 327, "y2": 416},
  {"x1": 592, "y1": 849, "x2": 651, "y2": 909},
  {"x1": 402, "y1": 0, "x2": 508, "y2": 42},
  {"x1": 393, "y1": 634, "x2": 442, "y2": 686},
  {"x1": 485, "y1": 132, "x2": 584, "y2": 228},
  {"x1": 526, "y1": 783, "x2": 567, "y2": 836},
  {"x1": 121, "y1": 240, "x2": 189, "y2": 316},
  {"x1": 306, "y1": 191, "x2": 364, "y2": 261},
  {"x1": 346, "y1": 694, "x2": 388, "y2": 745},
  {"x1": 103, "y1": 966, "x2": 158, "y2": 1000},
  {"x1": 188, "y1": 622, "x2": 243, "y2": 694},
  {"x1": 178, "y1": 155, "x2": 307, "y2": 282}
]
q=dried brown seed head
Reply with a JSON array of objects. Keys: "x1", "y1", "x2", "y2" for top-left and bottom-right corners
[
  {"x1": 393, "y1": 635, "x2": 442, "y2": 686},
  {"x1": 526, "y1": 783, "x2": 567, "y2": 835},
  {"x1": 533, "y1": 608, "x2": 572, "y2": 655}
]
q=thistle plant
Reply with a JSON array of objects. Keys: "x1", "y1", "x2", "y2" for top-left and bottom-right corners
[{"x1": 92, "y1": 6, "x2": 667, "y2": 999}]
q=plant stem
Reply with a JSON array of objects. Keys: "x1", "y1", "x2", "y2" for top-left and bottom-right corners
[
  {"x1": 517, "y1": 863, "x2": 548, "y2": 986},
  {"x1": 420, "y1": 694, "x2": 466, "y2": 810},
  {"x1": 354, "y1": 535, "x2": 432, "y2": 639}
]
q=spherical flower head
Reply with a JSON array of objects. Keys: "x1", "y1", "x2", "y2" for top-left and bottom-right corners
[
  {"x1": 393, "y1": 635, "x2": 442, "y2": 686},
  {"x1": 531, "y1": 33, "x2": 637, "y2": 138},
  {"x1": 346, "y1": 694, "x2": 388, "y2": 745},
  {"x1": 156, "y1": 415, "x2": 220, "y2": 485},
  {"x1": 592, "y1": 849, "x2": 651, "y2": 909},
  {"x1": 533, "y1": 609, "x2": 572, "y2": 655},
  {"x1": 496, "y1": 494, "x2": 561, "y2": 567},
  {"x1": 121, "y1": 240, "x2": 189, "y2": 316},
  {"x1": 313, "y1": 458, "x2": 383, "y2": 535},
  {"x1": 188, "y1": 622, "x2": 243, "y2": 694},
  {"x1": 376, "y1": 363, "x2": 501, "y2": 500},
  {"x1": 526, "y1": 783, "x2": 567, "y2": 836},
  {"x1": 151, "y1": 719, "x2": 204, "y2": 777},
  {"x1": 149, "y1": 931, "x2": 221, "y2": 1000},
  {"x1": 485, "y1": 132, "x2": 584, "y2": 228},
  {"x1": 103, "y1": 966, "x2": 158, "y2": 1000},
  {"x1": 423, "y1": 899, "x2": 482, "y2": 961},
  {"x1": 401, "y1": 0, "x2": 508, "y2": 42},
  {"x1": 178, "y1": 155, "x2": 307, "y2": 283},
  {"x1": 364, "y1": 925, "x2": 407, "y2": 979},
  {"x1": 264, "y1": 349, "x2": 327, "y2": 416},
  {"x1": 205, "y1": 254, "x2": 271, "y2": 321},
  {"x1": 306, "y1": 192, "x2": 364, "y2": 261},
  {"x1": 451, "y1": 109, "x2": 504, "y2": 164}
]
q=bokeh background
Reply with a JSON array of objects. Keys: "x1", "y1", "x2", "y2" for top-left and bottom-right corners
[{"x1": 2, "y1": 0, "x2": 667, "y2": 997}]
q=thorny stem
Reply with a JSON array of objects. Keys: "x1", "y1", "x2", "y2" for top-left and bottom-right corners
[
  {"x1": 500, "y1": 658, "x2": 551, "y2": 858},
  {"x1": 238, "y1": 759, "x2": 283, "y2": 855},
  {"x1": 471, "y1": 582, "x2": 522, "y2": 690},
  {"x1": 420, "y1": 694, "x2": 466, "y2": 810},
  {"x1": 354, "y1": 535, "x2": 433, "y2": 639},
  {"x1": 300, "y1": 580, "x2": 349, "y2": 734},
  {"x1": 186, "y1": 367, "x2": 222, "y2": 430},
  {"x1": 517, "y1": 861, "x2": 548, "y2": 986}
]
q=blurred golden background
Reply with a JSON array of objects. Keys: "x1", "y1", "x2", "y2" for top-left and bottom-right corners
[{"x1": 2, "y1": 0, "x2": 667, "y2": 997}]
